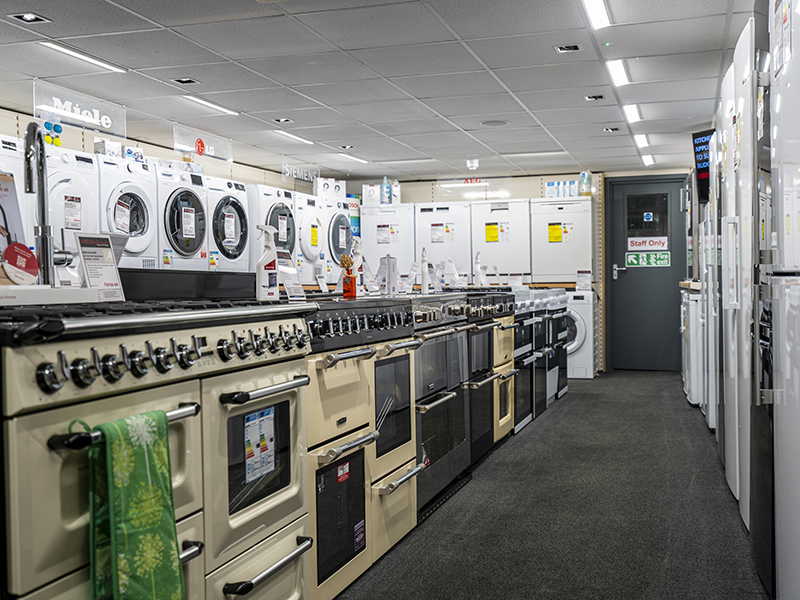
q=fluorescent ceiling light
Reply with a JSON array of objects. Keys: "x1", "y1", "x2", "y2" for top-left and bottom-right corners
[
  {"x1": 182, "y1": 95, "x2": 238, "y2": 116},
  {"x1": 39, "y1": 42, "x2": 125, "y2": 73},
  {"x1": 274, "y1": 130, "x2": 313, "y2": 145},
  {"x1": 379, "y1": 158, "x2": 438, "y2": 165},
  {"x1": 35, "y1": 104, "x2": 101, "y2": 126},
  {"x1": 642, "y1": 155, "x2": 655, "y2": 166},
  {"x1": 606, "y1": 60, "x2": 629, "y2": 86},
  {"x1": 501, "y1": 151, "x2": 568, "y2": 158},
  {"x1": 623, "y1": 104, "x2": 641, "y2": 123},
  {"x1": 581, "y1": 0, "x2": 611, "y2": 30},
  {"x1": 337, "y1": 153, "x2": 368, "y2": 163},
  {"x1": 439, "y1": 181, "x2": 490, "y2": 188},
  {"x1": 634, "y1": 134, "x2": 648, "y2": 148}
]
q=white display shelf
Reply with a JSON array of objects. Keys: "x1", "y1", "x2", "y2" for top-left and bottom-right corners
[{"x1": 0, "y1": 286, "x2": 99, "y2": 306}]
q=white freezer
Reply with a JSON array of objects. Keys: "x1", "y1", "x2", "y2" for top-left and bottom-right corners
[
  {"x1": 470, "y1": 199, "x2": 531, "y2": 283},
  {"x1": 530, "y1": 197, "x2": 593, "y2": 283},
  {"x1": 360, "y1": 204, "x2": 415, "y2": 277},
  {"x1": 414, "y1": 202, "x2": 472, "y2": 283}
]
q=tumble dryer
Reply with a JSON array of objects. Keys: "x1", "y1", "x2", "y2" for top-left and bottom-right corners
[
  {"x1": 97, "y1": 155, "x2": 158, "y2": 270},
  {"x1": 470, "y1": 199, "x2": 531, "y2": 283},
  {"x1": 0, "y1": 134, "x2": 34, "y2": 249},
  {"x1": 414, "y1": 202, "x2": 472, "y2": 283},
  {"x1": 205, "y1": 176, "x2": 250, "y2": 272},
  {"x1": 247, "y1": 185, "x2": 297, "y2": 270},
  {"x1": 360, "y1": 204, "x2": 415, "y2": 276},
  {"x1": 566, "y1": 291, "x2": 595, "y2": 379},
  {"x1": 45, "y1": 147, "x2": 101, "y2": 286},
  {"x1": 530, "y1": 197, "x2": 593, "y2": 283},
  {"x1": 324, "y1": 196, "x2": 353, "y2": 284},
  {"x1": 153, "y1": 159, "x2": 208, "y2": 271},
  {"x1": 295, "y1": 192, "x2": 326, "y2": 285}
]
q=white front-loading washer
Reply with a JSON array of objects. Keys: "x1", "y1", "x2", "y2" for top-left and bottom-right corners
[
  {"x1": 153, "y1": 159, "x2": 208, "y2": 271},
  {"x1": 566, "y1": 290, "x2": 595, "y2": 379},
  {"x1": 324, "y1": 197, "x2": 353, "y2": 284},
  {"x1": 45, "y1": 148, "x2": 101, "y2": 286},
  {"x1": 205, "y1": 176, "x2": 250, "y2": 272},
  {"x1": 247, "y1": 184, "x2": 297, "y2": 271},
  {"x1": 97, "y1": 155, "x2": 158, "y2": 270},
  {"x1": 295, "y1": 192, "x2": 325, "y2": 285},
  {"x1": 0, "y1": 134, "x2": 34, "y2": 250}
]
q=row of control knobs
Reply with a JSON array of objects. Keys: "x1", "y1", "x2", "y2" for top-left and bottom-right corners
[
  {"x1": 35, "y1": 324, "x2": 306, "y2": 393},
  {"x1": 307, "y1": 312, "x2": 412, "y2": 338}
]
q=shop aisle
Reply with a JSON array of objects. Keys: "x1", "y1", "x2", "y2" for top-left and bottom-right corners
[{"x1": 336, "y1": 371, "x2": 769, "y2": 600}]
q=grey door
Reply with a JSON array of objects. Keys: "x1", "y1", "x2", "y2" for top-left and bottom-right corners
[{"x1": 608, "y1": 177, "x2": 687, "y2": 370}]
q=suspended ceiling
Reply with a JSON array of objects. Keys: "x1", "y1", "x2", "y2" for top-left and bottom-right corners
[{"x1": 0, "y1": 0, "x2": 754, "y2": 180}]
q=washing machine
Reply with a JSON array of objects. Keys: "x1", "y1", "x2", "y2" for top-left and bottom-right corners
[
  {"x1": 97, "y1": 155, "x2": 158, "y2": 270},
  {"x1": 414, "y1": 202, "x2": 472, "y2": 283},
  {"x1": 45, "y1": 147, "x2": 101, "y2": 286},
  {"x1": 530, "y1": 197, "x2": 593, "y2": 283},
  {"x1": 247, "y1": 184, "x2": 297, "y2": 271},
  {"x1": 154, "y1": 159, "x2": 208, "y2": 271},
  {"x1": 470, "y1": 199, "x2": 531, "y2": 283},
  {"x1": 324, "y1": 196, "x2": 353, "y2": 284},
  {"x1": 205, "y1": 176, "x2": 250, "y2": 272},
  {"x1": 566, "y1": 291, "x2": 596, "y2": 379},
  {"x1": 0, "y1": 134, "x2": 34, "y2": 250},
  {"x1": 295, "y1": 192, "x2": 326, "y2": 285}
]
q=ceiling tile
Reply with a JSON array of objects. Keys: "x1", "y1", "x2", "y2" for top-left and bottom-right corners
[
  {"x1": 336, "y1": 100, "x2": 437, "y2": 123},
  {"x1": 468, "y1": 127, "x2": 550, "y2": 143},
  {"x1": 517, "y1": 87, "x2": 616, "y2": 111},
  {"x1": 254, "y1": 139, "x2": 324, "y2": 156},
  {"x1": 428, "y1": 0, "x2": 585, "y2": 39},
  {"x1": 67, "y1": 30, "x2": 225, "y2": 69},
  {"x1": 391, "y1": 72, "x2": 505, "y2": 99},
  {"x1": 123, "y1": 96, "x2": 226, "y2": 119},
  {"x1": 290, "y1": 123, "x2": 383, "y2": 143},
  {"x1": 175, "y1": 113, "x2": 268, "y2": 135},
  {"x1": 639, "y1": 99, "x2": 716, "y2": 120},
  {"x1": 369, "y1": 149, "x2": 433, "y2": 161},
  {"x1": 648, "y1": 133, "x2": 693, "y2": 146},
  {"x1": 205, "y1": 87, "x2": 321, "y2": 112},
  {"x1": 484, "y1": 139, "x2": 563, "y2": 154},
  {"x1": 496, "y1": 62, "x2": 609, "y2": 92},
  {"x1": 423, "y1": 144, "x2": 492, "y2": 158},
  {"x1": 0, "y1": 18, "x2": 44, "y2": 44},
  {"x1": 625, "y1": 51, "x2": 722, "y2": 83},
  {"x1": 2, "y1": 0, "x2": 154, "y2": 36},
  {"x1": 423, "y1": 93, "x2": 523, "y2": 116},
  {"x1": 646, "y1": 144, "x2": 693, "y2": 154},
  {"x1": 279, "y1": 0, "x2": 407, "y2": 13},
  {"x1": 598, "y1": 16, "x2": 725, "y2": 59},
  {"x1": 369, "y1": 118, "x2": 460, "y2": 137},
  {"x1": 546, "y1": 122, "x2": 628, "y2": 138},
  {"x1": 561, "y1": 136, "x2": 636, "y2": 150},
  {"x1": 605, "y1": 0, "x2": 729, "y2": 24},
  {"x1": 250, "y1": 107, "x2": 357, "y2": 129},
  {"x1": 140, "y1": 63, "x2": 276, "y2": 93},
  {"x1": 350, "y1": 42, "x2": 484, "y2": 77},
  {"x1": 650, "y1": 153, "x2": 694, "y2": 166},
  {"x1": 44, "y1": 72, "x2": 176, "y2": 102},
  {"x1": 291, "y1": 80, "x2": 409, "y2": 106},
  {"x1": 0, "y1": 66, "x2": 27, "y2": 83},
  {"x1": 119, "y1": 0, "x2": 282, "y2": 26},
  {"x1": 508, "y1": 155, "x2": 581, "y2": 169},
  {"x1": 296, "y1": 4, "x2": 454, "y2": 50},
  {"x1": 617, "y1": 78, "x2": 718, "y2": 104},
  {"x1": 629, "y1": 118, "x2": 712, "y2": 135},
  {"x1": 447, "y1": 112, "x2": 539, "y2": 130},
  {"x1": 467, "y1": 30, "x2": 598, "y2": 69},
  {"x1": 535, "y1": 105, "x2": 625, "y2": 125},
  {"x1": 242, "y1": 52, "x2": 376, "y2": 86},
  {"x1": 570, "y1": 146, "x2": 640, "y2": 159},
  {"x1": 394, "y1": 131, "x2": 482, "y2": 148},
  {"x1": 0, "y1": 41, "x2": 109, "y2": 78},
  {"x1": 175, "y1": 16, "x2": 334, "y2": 60},
  {"x1": 343, "y1": 137, "x2": 424, "y2": 153},
  {"x1": 125, "y1": 108, "x2": 161, "y2": 122}
]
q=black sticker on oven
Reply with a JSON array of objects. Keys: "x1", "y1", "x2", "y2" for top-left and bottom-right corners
[{"x1": 355, "y1": 519, "x2": 365, "y2": 553}]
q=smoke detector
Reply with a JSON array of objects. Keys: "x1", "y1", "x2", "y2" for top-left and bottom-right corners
[{"x1": 466, "y1": 159, "x2": 479, "y2": 171}]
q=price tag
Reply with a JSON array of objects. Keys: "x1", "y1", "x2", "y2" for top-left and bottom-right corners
[
  {"x1": 377, "y1": 224, "x2": 390, "y2": 244},
  {"x1": 431, "y1": 223, "x2": 444, "y2": 244},
  {"x1": 548, "y1": 222, "x2": 562, "y2": 243},
  {"x1": 75, "y1": 234, "x2": 125, "y2": 301},
  {"x1": 65, "y1": 196, "x2": 82, "y2": 230},
  {"x1": 316, "y1": 274, "x2": 329, "y2": 293},
  {"x1": 278, "y1": 214, "x2": 287, "y2": 242},
  {"x1": 115, "y1": 199, "x2": 130, "y2": 234},
  {"x1": 339, "y1": 225, "x2": 348, "y2": 248},
  {"x1": 224, "y1": 213, "x2": 235, "y2": 242},
  {"x1": 182, "y1": 207, "x2": 195, "y2": 238},
  {"x1": 277, "y1": 249, "x2": 305, "y2": 299}
]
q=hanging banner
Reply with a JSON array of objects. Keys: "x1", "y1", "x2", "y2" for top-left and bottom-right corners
[
  {"x1": 34, "y1": 81, "x2": 126, "y2": 138},
  {"x1": 174, "y1": 124, "x2": 233, "y2": 162}
]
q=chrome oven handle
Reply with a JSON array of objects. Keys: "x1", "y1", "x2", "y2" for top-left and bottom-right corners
[
  {"x1": 462, "y1": 372, "x2": 501, "y2": 390},
  {"x1": 219, "y1": 376, "x2": 310, "y2": 405},
  {"x1": 551, "y1": 311, "x2": 567, "y2": 318},
  {"x1": 533, "y1": 347, "x2": 553, "y2": 358},
  {"x1": 414, "y1": 327, "x2": 457, "y2": 342},
  {"x1": 318, "y1": 430, "x2": 379, "y2": 464},
  {"x1": 320, "y1": 346, "x2": 376, "y2": 369},
  {"x1": 377, "y1": 462, "x2": 427, "y2": 496},
  {"x1": 179, "y1": 540, "x2": 204, "y2": 565},
  {"x1": 521, "y1": 355, "x2": 536, "y2": 366},
  {"x1": 452, "y1": 324, "x2": 476, "y2": 333},
  {"x1": 499, "y1": 323, "x2": 519, "y2": 331},
  {"x1": 501, "y1": 369, "x2": 520, "y2": 381},
  {"x1": 533, "y1": 317, "x2": 543, "y2": 324},
  {"x1": 415, "y1": 391, "x2": 457, "y2": 414},
  {"x1": 47, "y1": 402, "x2": 201, "y2": 451},
  {"x1": 222, "y1": 536, "x2": 313, "y2": 596},
  {"x1": 472, "y1": 321, "x2": 499, "y2": 333},
  {"x1": 522, "y1": 318, "x2": 536, "y2": 326},
  {"x1": 381, "y1": 339, "x2": 423, "y2": 356}
]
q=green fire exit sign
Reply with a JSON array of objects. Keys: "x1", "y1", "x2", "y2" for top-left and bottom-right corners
[{"x1": 625, "y1": 252, "x2": 671, "y2": 267}]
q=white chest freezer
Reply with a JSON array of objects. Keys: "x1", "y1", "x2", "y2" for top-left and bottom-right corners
[
  {"x1": 360, "y1": 204, "x2": 415, "y2": 276},
  {"x1": 530, "y1": 197, "x2": 594, "y2": 283},
  {"x1": 470, "y1": 200, "x2": 531, "y2": 282},
  {"x1": 414, "y1": 202, "x2": 472, "y2": 282}
]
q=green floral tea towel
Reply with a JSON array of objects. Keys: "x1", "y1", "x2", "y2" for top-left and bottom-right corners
[{"x1": 89, "y1": 410, "x2": 184, "y2": 600}]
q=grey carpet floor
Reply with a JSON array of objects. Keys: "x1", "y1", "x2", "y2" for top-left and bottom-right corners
[{"x1": 335, "y1": 370, "x2": 770, "y2": 600}]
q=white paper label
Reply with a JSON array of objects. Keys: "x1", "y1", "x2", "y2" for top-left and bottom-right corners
[
  {"x1": 278, "y1": 214, "x2": 288, "y2": 242},
  {"x1": 76, "y1": 234, "x2": 125, "y2": 301},
  {"x1": 445, "y1": 222, "x2": 455, "y2": 243},
  {"x1": 377, "y1": 224, "x2": 390, "y2": 244},
  {"x1": 115, "y1": 199, "x2": 130, "y2": 234},
  {"x1": 339, "y1": 225, "x2": 348, "y2": 248},
  {"x1": 431, "y1": 223, "x2": 444, "y2": 244},
  {"x1": 182, "y1": 207, "x2": 195, "y2": 239},
  {"x1": 65, "y1": 196, "x2": 81, "y2": 230},
  {"x1": 277, "y1": 250, "x2": 306, "y2": 299},
  {"x1": 499, "y1": 222, "x2": 511, "y2": 242},
  {"x1": 244, "y1": 412, "x2": 261, "y2": 484},
  {"x1": 162, "y1": 249, "x2": 173, "y2": 269},
  {"x1": 316, "y1": 273, "x2": 329, "y2": 292},
  {"x1": 508, "y1": 274, "x2": 524, "y2": 288},
  {"x1": 563, "y1": 223, "x2": 574, "y2": 243},
  {"x1": 576, "y1": 270, "x2": 592, "y2": 290},
  {"x1": 224, "y1": 213, "x2": 235, "y2": 242}
]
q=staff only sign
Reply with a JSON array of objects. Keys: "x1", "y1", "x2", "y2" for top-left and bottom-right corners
[{"x1": 628, "y1": 236, "x2": 668, "y2": 251}]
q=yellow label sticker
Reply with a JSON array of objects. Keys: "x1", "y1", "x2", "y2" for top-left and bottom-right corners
[
  {"x1": 311, "y1": 224, "x2": 318, "y2": 247},
  {"x1": 548, "y1": 223, "x2": 562, "y2": 243},
  {"x1": 485, "y1": 222, "x2": 498, "y2": 243}
]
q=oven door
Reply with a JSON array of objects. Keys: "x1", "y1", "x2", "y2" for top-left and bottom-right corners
[
  {"x1": 468, "y1": 321, "x2": 497, "y2": 378},
  {"x1": 306, "y1": 343, "x2": 376, "y2": 448},
  {"x1": 493, "y1": 316, "x2": 516, "y2": 367},
  {"x1": 205, "y1": 514, "x2": 310, "y2": 600},
  {"x1": 4, "y1": 381, "x2": 203, "y2": 597},
  {"x1": 202, "y1": 359, "x2": 308, "y2": 573},
  {"x1": 514, "y1": 313, "x2": 534, "y2": 359},
  {"x1": 514, "y1": 354, "x2": 534, "y2": 432},
  {"x1": 446, "y1": 329, "x2": 469, "y2": 389},
  {"x1": 414, "y1": 332, "x2": 448, "y2": 399},
  {"x1": 493, "y1": 363, "x2": 517, "y2": 442},
  {"x1": 370, "y1": 458, "x2": 425, "y2": 561},
  {"x1": 308, "y1": 428, "x2": 375, "y2": 600},
  {"x1": 556, "y1": 340, "x2": 568, "y2": 397},
  {"x1": 534, "y1": 352, "x2": 548, "y2": 418},
  {"x1": 546, "y1": 347, "x2": 558, "y2": 405},
  {"x1": 534, "y1": 313, "x2": 547, "y2": 350},
  {"x1": 464, "y1": 369, "x2": 501, "y2": 466}
]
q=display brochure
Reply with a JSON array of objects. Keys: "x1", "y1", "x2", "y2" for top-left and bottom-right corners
[
  {"x1": 277, "y1": 249, "x2": 305, "y2": 300},
  {"x1": 75, "y1": 234, "x2": 125, "y2": 302}
]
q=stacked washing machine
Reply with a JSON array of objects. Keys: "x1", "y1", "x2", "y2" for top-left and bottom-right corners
[{"x1": 205, "y1": 176, "x2": 250, "y2": 272}]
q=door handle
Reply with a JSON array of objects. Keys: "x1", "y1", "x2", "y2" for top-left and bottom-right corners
[{"x1": 613, "y1": 264, "x2": 627, "y2": 280}]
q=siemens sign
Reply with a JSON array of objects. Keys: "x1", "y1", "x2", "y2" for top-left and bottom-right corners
[{"x1": 693, "y1": 129, "x2": 714, "y2": 203}]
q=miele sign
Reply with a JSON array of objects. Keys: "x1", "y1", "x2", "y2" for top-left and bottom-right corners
[
  {"x1": 50, "y1": 97, "x2": 113, "y2": 129},
  {"x1": 33, "y1": 81, "x2": 127, "y2": 138},
  {"x1": 628, "y1": 236, "x2": 668, "y2": 251}
]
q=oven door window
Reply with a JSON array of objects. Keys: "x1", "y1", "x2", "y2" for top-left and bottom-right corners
[
  {"x1": 470, "y1": 329, "x2": 492, "y2": 375},
  {"x1": 418, "y1": 397, "x2": 450, "y2": 468},
  {"x1": 498, "y1": 376, "x2": 511, "y2": 421},
  {"x1": 515, "y1": 363, "x2": 533, "y2": 425},
  {"x1": 415, "y1": 336, "x2": 448, "y2": 400},
  {"x1": 316, "y1": 449, "x2": 366, "y2": 584},
  {"x1": 515, "y1": 319, "x2": 533, "y2": 353},
  {"x1": 534, "y1": 318, "x2": 546, "y2": 349},
  {"x1": 375, "y1": 354, "x2": 412, "y2": 458},
  {"x1": 226, "y1": 400, "x2": 291, "y2": 516}
]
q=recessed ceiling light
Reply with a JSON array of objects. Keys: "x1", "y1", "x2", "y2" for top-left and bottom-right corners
[
  {"x1": 340, "y1": 144, "x2": 354, "y2": 150},
  {"x1": 272, "y1": 117, "x2": 293, "y2": 123},
  {"x1": 581, "y1": 0, "x2": 611, "y2": 30},
  {"x1": 606, "y1": 60, "x2": 629, "y2": 86},
  {"x1": 172, "y1": 78, "x2": 199, "y2": 85},
  {"x1": 634, "y1": 134, "x2": 649, "y2": 148},
  {"x1": 623, "y1": 104, "x2": 641, "y2": 123},
  {"x1": 39, "y1": 42, "x2": 126, "y2": 73},
  {"x1": 642, "y1": 155, "x2": 655, "y2": 166},
  {"x1": 275, "y1": 130, "x2": 313, "y2": 144},
  {"x1": 603, "y1": 127, "x2": 619, "y2": 133},
  {"x1": 555, "y1": 44, "x2": 582, "y2": 53},
  {"x1": 480, "y1": 120, "x2": 510, "y2": 127},
  {"x1": 337, "y1": 153, "x2": 368, "y2": 163},
  {"x1": 585, "y1": 95, "x2": 605, "y2": 101},
  {"x1": 9, "y1": 12, "x2": 50, "y2": 23}
]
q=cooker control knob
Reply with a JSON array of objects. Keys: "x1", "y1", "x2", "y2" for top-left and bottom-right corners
[
  {"x1": 130, "y1": 342, "x2": 156, "y2": 378},
  {"x1": 173, "y1": 337, "x2": 203, "y2": 369},
  {"x1": 361, "y1": 315, "x2": 370, "y2": 331},
  {"x1": 155, "y1": 344, "x2": 178, "y2": 372},
  {"x1": 102, "y1": 344, "x2": 131, "y2": 383},
  {"x1": 266, "y1": 327, "x2": 281, "y2": 354},
  {"x1": 36, "y1": 350, "x2": 71, "y2": 393},
  {"x1": 250, "y1": 330, "x2": 268, "y2": 356},
  {"x1": 327, "y1": 318, "x2": 336, "y2": 338},
  {"x1": 237, "y1": 333, "x2": 253, "y2": 360},
  {"x1": 336, "y1": 317, "x2": 346, "y2": 337},
  {"x1": 71, "y1": 347, "x2": 102, "y2": 388},
  {"x1": 414, "y1": 310, "x2": 425, "y2": 323},
  {"x1": 391, "y1": 312, "x2": 399, "y2": 328},
  {"x1": 294, "y1": 324, "x2": 307, "y2": 347},
  {"x1": 279, "y1": 325, "x2": 294, "y2": 350},
  {"x1": 352, "y1": 316, "x2": 361, "y2": 333},
  {"x1": 217, "y1": 331, "x2": 238, "y2": 362}
]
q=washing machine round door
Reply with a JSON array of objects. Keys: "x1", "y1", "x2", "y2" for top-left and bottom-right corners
[
  {"x1": 165, "y1": 189, "x2": 206, "y2": 257},
  {"x1": 107, "y1": 183, "x2": 154, "y2": 255},
  {"x1": 565, "y1": 307, "x2": 586, "y2": 355},
  {"x1": 298, "y1": 210, "x2": 323, "y2": 262},
  {"x1": 266, "y1": 202, "x2": 295, "y2": 255},
  {"x1": 328, "y1": 212, "x2": 352, "y2": 267},
  {"x1": 211, "y1": 196, "x2": 248, "y2": 259}
]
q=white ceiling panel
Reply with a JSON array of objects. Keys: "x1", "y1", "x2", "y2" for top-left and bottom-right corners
[
  {"x1": 561, "y1": 136, "x2": 636, "y2": 150},
  {"x1": 297, "y1": 4, "x2": 454, "y2": 50},
  {"x1": 507, "y1": 155, "x2": 581, "y2": 169},
  {"x1": 467, "y1": 30, "x2": 598, "y2": 69},
  {"x1": 0, "y1": 66, "x2": 27, "y2": 83},
  {"x1": 516, "y1": 87, "x2": 616, "y2": 111},
  {"x1": 496, "y1": 62, "x2": 609, "y2": 92},
  {"x1": 2, "y1": 0, "x2": 154, "y2": 36},
  {"x1": 648, "y1": 133, "x2": 694, "y2": 147},
  {"x1": 67, "y1": 31, "x2": 225, "y2": 69},
  {"x1": 546, "y1": 122, "x2": 628, "y2": 138},
  {"x1": 419, "y1": 144, "x2": 492, "y2": 158},
  {"x1": 422, "y1": 93, "x2": 523, "y2": 116},
  {"x1": 535, "y1": 106, "x2": 625, "y2": 126},
  {"x1": 336, "y1": 100, "x2": 437, "y2": 123},
  {"x1": 118, "y1": 0, "x2": 282, "y2": 27},
  {"x1": 290, "y1": 123, "x2": 383, "y2": 142},
  {"x1": 484, "y1": 139, "x2": 564, "y2": 154},
  {"x1": 439, "y1": 155, "x2": 517, "y2": 169},
  {"x1": 0, "y1": 41, "x2": 110, "y2": 78},
  {"x1": 646, "y1": 144, "x2": 693, "y2": 155},
  {"x1": 370, "y1": 118, "x2": 460, "y2": 137},
  {"x1": 639, "y1": 99, "x2": 716, "y2": 120},
  {"x1": 291, "y1": 80, "x2": 409, "y2": 106},
  {"x1": 175, "y1": 17, "x2": 334, "y2": 60},
  {"x1": 598, "y1": 16, "x2": 726, "y2": 59},
  {"x1": 279, "y1": 0, "x2": 409, "y2": 14},
  {"x1": 254, "y1": 139, "x2": 324, "y2": 156},
  {"x1": 341, "y1": 136, "x2": 423, "y2": 153},
  {"x1": 44, "y1": 72, "x2": 176, "y2": 102},
  {"x1": 448, "y1": 112, "x2": 539, "y2": 130},
  {"x1": 350, "y1": 42, "x2": 484, "y2": 78},
  {"x1": 391, "y1": 72, "x2": 505, "y2": 99},
  {"x1": 122, "y1": 96, "x2": 226, "y2": 120},
  {"x1": 605, "y1": 0, "x2": 729, "y2": 24},
  {"x1": 581, "y1": 158, "x2": 645, "y2": 170},
  {"x1": 173, "y1": 113, "x2": 268, "y2": 135},
  {"x1": 428, "y1": 0, "x2": 585, "y2": 39},
  {"x1": 617, "y1": 78, "x2": 718, "y2": 104},
  {"x1": 0, "y1": 19, "x2": 44, "y2": 45},
  {"x1": 140, "y1": 63, "x2": 276, "y2": 93},
  {"x1": 570, "y1": 146, "x2": 640, "y2": 159},
  {"x1": 629, "y1": 118, "x2": 712, "y2": 135},
  {"x1": 229, "y1": 129, "x2": 290, "y2": 146},
  {"x1": 242, "y1": 53, "x2": 376, "y2": 86},
  {"x1": 467, "y1": 127, "x2": 550, "y2": 143},
  {"x1": 626, "y1": 51, "x2": 722, "y2": 83},
  {"x1": 205, "y1": 87, "x2": 321, "y2": 112},
  {"x1": 394, "y1": 131, "x2": 482, "y2": 148},
  {"x1": 650, "y1": 153, "x2": 694, "y2": 166},
  {"x1": 250, "y1": 107, "x2": 357, "y2": 129},
  {"x1": 125, "y1": 108, "x2": 163, "y2": 123}
]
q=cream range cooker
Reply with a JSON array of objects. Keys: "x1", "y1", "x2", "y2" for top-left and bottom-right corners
[{"x1": 1, "y1": 299, "x2": 317, "y2": 600}]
